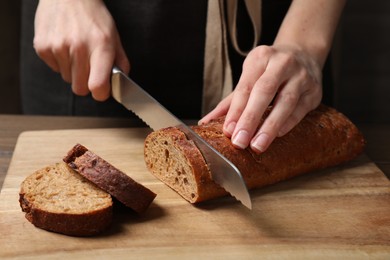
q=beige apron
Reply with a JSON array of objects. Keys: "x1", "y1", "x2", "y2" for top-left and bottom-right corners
[{"x1": 202, "y1": 0, "x2": 262, "y2": 115}]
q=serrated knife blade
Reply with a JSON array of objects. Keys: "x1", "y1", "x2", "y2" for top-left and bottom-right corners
[{"x1": 111, "y1": 67, "x2": 252, "y2": 209}]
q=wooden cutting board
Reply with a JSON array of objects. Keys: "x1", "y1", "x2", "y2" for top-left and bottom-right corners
[{"x1": 1, "y1": 128, "x2": 390, "y2": 259}]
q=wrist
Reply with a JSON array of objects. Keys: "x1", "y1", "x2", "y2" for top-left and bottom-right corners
[
  {"x1": 273, "y1": 0, "x2": 346, "y2": 69},
  {"x1": 273, "y1": 36, "x2": 329, "y2": 70}
]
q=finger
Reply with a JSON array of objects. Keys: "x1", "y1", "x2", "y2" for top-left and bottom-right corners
[
  {"x1": 34, "y1": 43, "x2": 60, "y2": 72},
  {"x1": 43, "y1": 54, "x2": 61, "y2": 73},
  {"x1": 33, "y1": 25, "x2": 61, "y2": 72},
  {"x1": 52, "y1": 41, "x2": 72, "y2": 83},
  {"x1": 88, "y1": 46, "x2": 115, "y2": 101},
  {"x1": 231, "y1": 57, "x2": 293, "y2": 150},
  {"x1": 230, "y1": 76, "x2": 282, "y2": 149},
  {"x1": 198, "y1": 93, "x2": 233, "y2": 126},
  {"x1": 276, "y1": 104, "x2": 307, "y2": 138},
  {"x1": 70, "y1": 44, "x2": 90, "y2": 96},
  {"x1": 275, "y1": 67, "x2": 323, "y2": 137},
  {"x1": 247, "y1": 68, "x2": 305, "y2": 153},
  {"x1": 249, "y1": 89, "x2": 299, "y2": 153},
  {"x1": 277, "y1": 89, "x2": 322, "y2": 137},
  {"x1": 250, "y1": 71, "x2": 322, "y2": 153},
  {"x1": 223, "y1": 47, "x2": 271, "y2": 136}
]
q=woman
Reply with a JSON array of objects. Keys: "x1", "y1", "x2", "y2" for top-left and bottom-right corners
[{"x1": 21, "y1": 0, "x2": 345, "y2": 152}]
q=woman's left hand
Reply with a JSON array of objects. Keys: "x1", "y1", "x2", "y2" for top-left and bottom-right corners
[{"x1": 199, "y1": 44, "x2": 323, "y2": 153}]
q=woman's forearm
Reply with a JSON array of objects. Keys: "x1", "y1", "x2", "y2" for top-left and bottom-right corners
[{"x1": 274, "y1": 0, "x2": 346, "y2": 68}]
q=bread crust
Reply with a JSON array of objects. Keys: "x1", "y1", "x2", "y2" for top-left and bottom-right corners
[
  {"x1": 19, "y1": 193, "x2": 112, "y2": 236},
  {"x1": 64, "y1": 144, "x2": 156, "y2": 213},
  {"x1": 144, "y1": 105, "x2": 366, "y2": 203},
  {"x1": 19, "y1": 162, "x2": 112, "y2": 236}
]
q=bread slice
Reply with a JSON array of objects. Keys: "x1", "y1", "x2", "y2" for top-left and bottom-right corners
[
  {"x1": 144, "y1": 104, "x2": 366, "y2": 203},
  {"x1": 19, "y1": 162, "x2": 112, "y2": 236},
  {"x1": 63, "y1": 144, "x2": 156, "y2": 213}
]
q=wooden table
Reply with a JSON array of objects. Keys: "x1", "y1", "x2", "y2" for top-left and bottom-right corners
[
  {"x1": 1, "y1": 115, "x2": 389, "y2": 189},
  {"x1": 0, "y1": 115, "x2": 142, "y2": 188},
  {"x1": 1, "y1": 115, "x2": 390, "y2": 259}
]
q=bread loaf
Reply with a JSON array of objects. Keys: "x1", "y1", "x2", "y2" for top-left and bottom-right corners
[
  {"x1": 19, "y1": 162, "x2": 113, "y2": 236},
  {"x1": 144, "y1": 104, "x2": 366, "y2": 203},
  {"x1": 64, "y1": 144, "x2": 156, "y2": 213}
]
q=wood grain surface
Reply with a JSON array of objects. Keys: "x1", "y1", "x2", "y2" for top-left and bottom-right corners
[{"x1": 1, "y1": 128, "x2": 390, "y2": 259}]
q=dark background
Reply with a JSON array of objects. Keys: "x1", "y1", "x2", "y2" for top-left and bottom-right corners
[{"x1": 1, "y1": 0, "x2": 389, "y2": 124}]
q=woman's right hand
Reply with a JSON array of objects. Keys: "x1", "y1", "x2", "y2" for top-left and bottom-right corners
[{"x1": 34, "y1": 0, "x2": 130, "y2": 101}]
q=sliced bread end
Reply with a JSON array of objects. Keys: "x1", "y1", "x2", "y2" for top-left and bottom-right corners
[{"x1": 19, "y1": 162, "x2": 113, "y2": 236}]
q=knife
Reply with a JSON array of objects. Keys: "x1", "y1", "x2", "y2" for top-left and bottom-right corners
[{"x1": 111, "y1": 67, "x2": 252, "y2": 209}]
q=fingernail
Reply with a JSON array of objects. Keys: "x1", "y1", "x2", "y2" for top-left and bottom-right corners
[
  {"x1": 224, "y1": 121, "x2": 236, "y2": 136},
  {"x1": 251, "y1": 133, "x2": 270, "y2": 152},
  {"x1": 232, "y1": 130, "x2": 250, "y2": 149}
]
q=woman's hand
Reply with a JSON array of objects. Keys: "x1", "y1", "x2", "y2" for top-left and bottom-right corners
[
  {"x1": 200, "y1": 44, "x2": 322, "y2": 153},
  {"x1": 200, "y1": 0, "x2": 346, "y2": 153},
  {"x1": 33, "y1": 0, "x2": 130, "y2": 101}
]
